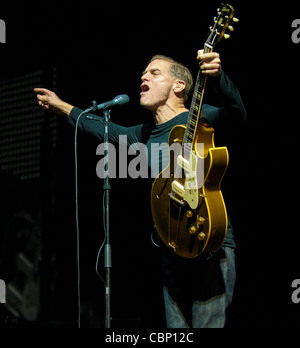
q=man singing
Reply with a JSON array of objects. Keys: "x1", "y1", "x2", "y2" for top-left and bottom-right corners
[{"x1": 35, "y1": 50, "x2": 246, "y2": 328}]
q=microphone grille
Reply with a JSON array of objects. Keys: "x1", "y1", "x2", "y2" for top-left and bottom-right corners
[{"x1": 114, "y1": 94, "x2": 130, "y2": 105}]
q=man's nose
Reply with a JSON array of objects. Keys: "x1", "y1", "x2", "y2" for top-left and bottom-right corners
[{"x1": 141, "y1": 73, "x2": 150, "y2": 82}]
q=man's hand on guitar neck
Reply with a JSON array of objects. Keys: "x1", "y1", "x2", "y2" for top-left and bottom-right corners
[{"x1": 197, "y1": 50, "x2": 222, "y2": 77}]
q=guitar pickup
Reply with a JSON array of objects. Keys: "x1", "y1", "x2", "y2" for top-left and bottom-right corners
[
  {"x1": 177, "y1": 155, "x2": 190, "y2": 173},
  {"x1": 171, "y1": 180, "x2": 185, "y2": 198}
]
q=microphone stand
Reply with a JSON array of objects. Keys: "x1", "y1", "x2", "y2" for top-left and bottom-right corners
[
  {"x1": 103, "y1": 108, "x2": 112, "y2": 329},
  {"x1": 84, "y1": 106, "x2": 113, "y2": 328},
  {"x1": 79, "y1": 97, "x2": 129, "y2": 329}
]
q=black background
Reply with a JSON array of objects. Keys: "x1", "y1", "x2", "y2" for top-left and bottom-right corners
[{"x1": 0, "y1": 0, "x2": 300, "y2": 328}]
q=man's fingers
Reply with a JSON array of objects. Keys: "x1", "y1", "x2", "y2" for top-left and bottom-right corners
[
  {"x1": 34, "y1": 88, "x2": 72, "y2": 116},
  {"x1": 36, "y1": 93, "x2": 45, "y2": 99},
  {"x1": 201, "y1": 69, "x2": 220, "y2": 77},
  {"x1": 34, "y1": 88, "x2": 56, "y2": 110},
  {"x1": 197, "y1": 51, "x2": 219, "y2": 59},
  {"x1": 197, "y1": 50, "x2": 220, "y2": 62},
  {"x1": 200, "y1": 63, "x2": 221, "y2": 71},
  {"x1": 36, "y1": 94, "x2": 49, "y2": 102},
  {"x1": 34, "y1": 87, "x2": 52, "y2": 95},
  {"x1": 197, "y1": 49, "x2": 204, "y2": 59},
  {"x1": 199, "y1": 57, "x2": 221, "y2": 66},
  {"x1": 34, "y1": 89, "x2": 52, "y2": 110}
]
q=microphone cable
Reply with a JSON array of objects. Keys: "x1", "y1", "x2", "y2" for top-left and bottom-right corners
[
  {"x1": 74, "y1": 110, "x2": 88, "y2": 329},
  {"x1": 74, "y1": 110, "x2": 106, "y2": 328}
]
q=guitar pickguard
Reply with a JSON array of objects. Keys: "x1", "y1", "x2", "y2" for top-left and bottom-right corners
[{"x1": 171, "y1": 151, "x2": 199, "y2": 209}]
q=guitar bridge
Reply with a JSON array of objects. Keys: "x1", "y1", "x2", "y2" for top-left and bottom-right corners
[
  {"x1": 168, "y1": 193, "x2": 186, "y2": 207},
  {"x1": 168, "y1": 242, "x2": 176, "y2": 250}
]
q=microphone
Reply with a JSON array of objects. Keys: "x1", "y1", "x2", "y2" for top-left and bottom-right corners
[{"x1": 95, "y1": 94, "x2": 130, "y2": 111}]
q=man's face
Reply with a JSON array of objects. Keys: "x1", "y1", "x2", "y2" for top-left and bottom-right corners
[{"x1": 140, "y1": 59, "x2": 176, "y2": 112}]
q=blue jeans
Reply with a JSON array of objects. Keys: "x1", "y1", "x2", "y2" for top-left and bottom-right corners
[{"x1": 162, "y1": 247, "x2": 236, "y2": 328}]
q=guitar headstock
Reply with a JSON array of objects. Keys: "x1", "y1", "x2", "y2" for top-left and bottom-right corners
[{"x1": 206, "y1": 3, "x2": 239, "y2": 49}]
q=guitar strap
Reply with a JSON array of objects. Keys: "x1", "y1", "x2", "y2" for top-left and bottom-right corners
[{"x1": 200, "y1": 111, "x2": 211, "y2": 127}]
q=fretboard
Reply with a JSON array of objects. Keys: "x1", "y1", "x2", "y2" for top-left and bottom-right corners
[{"x1": 183, "y1": 45, "x2": 212, "y2": 160}]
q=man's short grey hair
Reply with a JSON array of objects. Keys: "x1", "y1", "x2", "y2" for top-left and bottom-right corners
[{"x1": 150, "y1": 55, "x2": 193, "y2": 102}]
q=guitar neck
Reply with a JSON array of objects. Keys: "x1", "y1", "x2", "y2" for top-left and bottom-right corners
[
  {"x1": 183, "y1": 44, "x2": 213, "y2": 159},
  {"x1": 181, "y1": 2, "x2": 237, "y2": 159}
]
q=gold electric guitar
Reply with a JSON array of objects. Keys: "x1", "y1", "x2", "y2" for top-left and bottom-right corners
[{"x1": 151, "y1": 4, "x2": 238, "y2": 258}]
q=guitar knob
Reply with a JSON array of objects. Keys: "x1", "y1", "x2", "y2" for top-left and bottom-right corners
[
  {"x1": 189, "y1": 226, "x2": 197, "y2": 235},
  {"x1": 198, "y1": 232, "x2": 206, "y2": 241},
  {"x1": 197, "y1": 216, "x2": 205, "y2": 225},
  {"x1": 186, "y1": 210, "x2": 193, "y2": 218}
]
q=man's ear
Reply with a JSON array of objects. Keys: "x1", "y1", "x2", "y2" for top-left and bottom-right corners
[{"x1": 173, "y1": 79, "x2": 186, "y2": 94}]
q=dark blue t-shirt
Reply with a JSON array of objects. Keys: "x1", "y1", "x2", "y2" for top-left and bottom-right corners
[{"x1": 68, "y1": 71, "x2": 247, "y2": 248}]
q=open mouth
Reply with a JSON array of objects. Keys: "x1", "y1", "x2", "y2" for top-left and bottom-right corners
[{"x1": 140, "y1": 84, "x2": 150, "y2": 94}]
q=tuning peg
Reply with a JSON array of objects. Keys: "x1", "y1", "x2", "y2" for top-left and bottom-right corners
[
  {"x1": 224, "y1": 34, "x2": 231, "y2": 39},
  {"x1": 233, "y1": 17, "x2": 239, "y2": 22},
  {"x1": 228, "y1": 25, "x2": 234, "y2": 31}
]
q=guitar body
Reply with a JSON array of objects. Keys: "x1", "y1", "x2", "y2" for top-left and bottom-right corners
[{"x1": 151, "y1": 124, "x2": 229, "y2": 258}]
